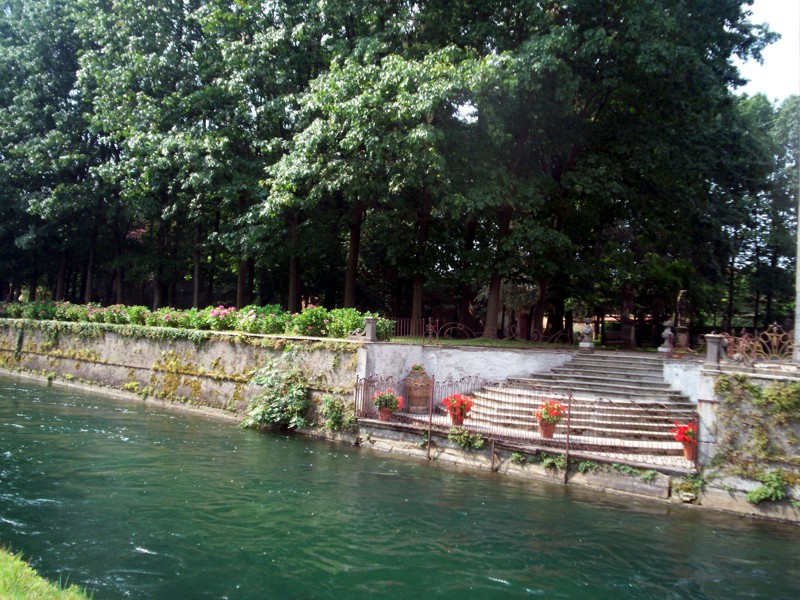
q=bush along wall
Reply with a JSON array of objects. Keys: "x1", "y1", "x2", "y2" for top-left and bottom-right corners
[
  {"x1": 710, "y1": 374, "x2": 800, "y2": 508},
  {"x1": 0, "y1": 301, "x2": 393, "y2": 340},
  {"x1": 0, "y1": 318, "x2": 360, "y2": 418}
]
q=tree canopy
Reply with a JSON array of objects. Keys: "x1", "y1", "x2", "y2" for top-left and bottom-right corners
[{"x1": 0, "y1": 0, "x2": 795, "y2": 340}]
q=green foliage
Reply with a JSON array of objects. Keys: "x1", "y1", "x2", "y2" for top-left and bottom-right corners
[
  {"x1": 0, "y1": 548, "x2": 91, "y2": 599},
  {"x1": 640, "y1": 470, "x2": 659, "y2": 484},
  {"x1": 746, "y1": 471, "x2": 788, "y2": 505},
  {"x1": 611, "y1": 463, "x2": 642, "y2": 477},
  {"x1": 713, "y1": 375, "x2": 800, "y2": 479},
  {"x1": 510, "y1": 452, "x2": 527, "y2": 464},
  {"x1": 447, "y1": 427, "x2": 485, "y2": 451},
  {"x1": 674, "y1": 473, "x2": 706, "y2": 496},
  {"x1": 241, "y1": 352, "x2": 310, "y2": 430},
  {"x1": 319, "y1": 395, "x2": 356, "y2": 432},
  {"x1": 289, "y1": 306, "x2": 330, "y2": 337},
  {"x1": 538, "y1": 453, "x2": 567, "y2": 472},
  {"x1": 0, "y1": 302, "x2": 390, "y2": 342},
  {"x1": 325, "y1": 308, "x2": 365, "y2": 339},
  {"x1": 577, "y1": 460, "x2": 600, "y2": 475},
  {"x1": 0, "y1": 0, "x2": 790, "y2": 336}
]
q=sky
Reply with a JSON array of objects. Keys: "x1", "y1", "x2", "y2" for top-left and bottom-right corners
[{"x1": 736, "y1": 0, "x2": 800, "y2": 103}]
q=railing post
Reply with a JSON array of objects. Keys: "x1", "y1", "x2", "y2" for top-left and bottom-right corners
[
  {"x1": 364, "y1": 317, "x2": 378, "y2": 342},
  {"x1": 704, "y1": 334, "x2": 724, "y2": 366}
]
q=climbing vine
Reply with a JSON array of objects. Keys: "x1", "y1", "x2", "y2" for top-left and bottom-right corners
[{"x1": 713, "y1": 374, "x2": 800, "y2": 487}]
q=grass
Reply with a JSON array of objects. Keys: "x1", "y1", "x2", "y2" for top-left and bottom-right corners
[{"x1": 0, "y1": 548, "x2": 91, "y2": 599}]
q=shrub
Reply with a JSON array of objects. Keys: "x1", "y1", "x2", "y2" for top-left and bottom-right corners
[
  {"x1": 326, "y1": 308, "x2": 363, "y2": 339},
  {"x1": 207, "y1": 305, "x2": 238, "y2": 330},
  {"x1": 289, "y1": 305, "x2": 329, "y2": 337},
  {"x1": 241, "y1": 352, "x2": 310, "y2": 430},
  {"x1": 319, "y1": 395, "x2": 356, "y2": 431},
  {"x1": 125, "y1": 305, "x2": 150, "y2": 325},
  {"x1": 102, "y1": 304, "x2": 130, "y2": 324}
]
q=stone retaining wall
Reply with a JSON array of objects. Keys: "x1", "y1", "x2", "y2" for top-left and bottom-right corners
[{"x1": 0, "y1": 319, "x2": 360, "y2": 412}]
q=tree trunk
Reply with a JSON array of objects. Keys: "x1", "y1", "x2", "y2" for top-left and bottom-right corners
[
  {"x1": 83, "y1": 235, "x2": 96, "y2": 303},
  {"x1": 287, "y1": 211, "x2": 301, "y2": 313},
  {"x1": 531, "y1": 281, "x2": 548, "y2": 334},
  {"x1": 411, "y1": 188, "x2": 431, "y2": 323},
  {"x1": 343, "y1": 202, "x2": 363, "y2": 308},
  {"x1": 458, "y1": 220, "x2": 478, "y2": 330},
  {"x1": 621, "y1": 280, "x2": 635, "y2": 349},
  {"x1": 236, "y1": 258, "x2": 249, "y2": 309},
  {"x1": 192, "y1": 223, "x2": 201, "y2": 308},
  {"x1": 55, "y1": 252, "x2": 67, "y2": 301},
  {"x1": 28, "y1": 272, "x2": 38, "y2": 301},
  {"x1": 482, "y1": 208, "x2": 512, "y2": 338},
  {"x1": 752, "y1": 290, "x2": 760, "y2": 332},
  {"x1": 206, "y1": 210, "x2": 221, "y2": 305},
  {"x1": 724, "y1": 255, "x2": 736, "y2": 332},
  {"x1": 115, "y1": 266, "x2": 125, "y2": 305},
  {"x1": 483, "y1": 274, "x2": 503, "y2": 339}
]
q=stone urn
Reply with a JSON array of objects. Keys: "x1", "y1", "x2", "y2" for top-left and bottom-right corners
[{"x1": 405, "y1": 367, "x2": 432, "y2": 414}]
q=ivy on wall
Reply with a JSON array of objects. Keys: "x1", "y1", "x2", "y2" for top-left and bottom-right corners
[{"x1": 713, "y1": 374, "x2": 800, "y2": 498}]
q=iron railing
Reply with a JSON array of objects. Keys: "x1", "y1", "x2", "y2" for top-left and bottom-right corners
[
  {"x1": 355, "y1": 376, "x2": 698, "y2": 470},
  {"x1": 721, "y1": 324, "x2": 794, "y2": 365},
  {"x1": 387, "y1": 317, "x2": 572, "y2": 346}
]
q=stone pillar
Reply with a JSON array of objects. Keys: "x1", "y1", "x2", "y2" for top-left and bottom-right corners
[
  {"x1": 364, "y1": 317, "x2": 378, "y2": 342},
  {"x1": 705, "y1": 334, "x2": 724, "y2": 367}
]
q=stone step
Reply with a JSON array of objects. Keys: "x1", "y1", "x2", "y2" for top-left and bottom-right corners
[
  {"x1": 475, "y1": 387, "x2": 694, "y2": 412},
  {"x1": 548, "y1": 367, "x2": 664, "y2": 383},
  {"x1": 532, "y1": 372, "x2": 673, "y2": 387},
  {"x1": 506, "y1": 379, "x2": 688, "y2": 403},
  {"x1": 473, "y1": 391, "x2": 693, "y2": 415},
  {"x1": 562, "y1": 359, "x2": 665, "y2": 373}
]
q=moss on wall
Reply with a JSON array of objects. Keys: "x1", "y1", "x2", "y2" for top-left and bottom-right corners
[{"x1": 0, "y1": 321, "x2": 360, "y2": 416}]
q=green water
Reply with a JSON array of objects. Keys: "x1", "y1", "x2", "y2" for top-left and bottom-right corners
[{"x1": 0, "y1": 376, "x2": 798, "y2": 599}]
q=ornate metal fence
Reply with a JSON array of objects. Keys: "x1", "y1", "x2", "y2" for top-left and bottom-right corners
[
  {"x1": 722, "y1": 324, "x2": 794, "y2": 365},
  {"x1": 387, "y1": 317, "x2": 572, "y2": 346}
]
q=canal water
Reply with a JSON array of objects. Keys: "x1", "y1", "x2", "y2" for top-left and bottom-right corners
[{"x1": 1, "y1": 375, "x2": 798, "y2": 599}]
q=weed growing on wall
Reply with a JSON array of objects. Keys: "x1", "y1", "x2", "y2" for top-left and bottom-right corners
[
  {"x1": 447, "y1": 427, "x2": 485, "y2": 450},
  {"x1": 319, "y1": 395, "x2": 356, "y2": 432},
  {"x1": 710, "y1": 374, "x2": 800, "y2": 504},
  {"x1": 241, "y1": 350, "x2": 310, "y2": 430},
  {"x1": 713, "y1": 375, "x2": 800, "y2": 480}
]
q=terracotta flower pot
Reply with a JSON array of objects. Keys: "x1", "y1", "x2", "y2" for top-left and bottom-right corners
[
  {"x1": 379, "y1": 407, "x2": 392, "y2": 422},
  {"x1": 450, "y1": 414, "x2": 464, "y2": 426},
  {"x1": 682, "y1": 441, "x2": 697, "y2": 461},
  {"x1": 539, "y1": 421, "x2": 556, "y2": 439}
]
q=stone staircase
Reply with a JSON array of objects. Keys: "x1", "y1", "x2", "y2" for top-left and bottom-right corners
[
  {"x1": 465, "y1": 352, "x2": 697, "y2": 455},
  {"x1": 511, "y1": 352, "x2": 692, "y2": 405}
]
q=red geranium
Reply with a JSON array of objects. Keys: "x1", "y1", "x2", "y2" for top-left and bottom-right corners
[
  {"x1": 535, "y1": 400, "x2": 565, "y2": 424},
  {"x1": 442, "y1": 394, "x2": 473, "y2": 418},
  {"x1": 373, "y1": 388, "x2": 404, "y2": 411},
  {"x1": 671, "y1": 421, "x2": 697, "y2": 445}
]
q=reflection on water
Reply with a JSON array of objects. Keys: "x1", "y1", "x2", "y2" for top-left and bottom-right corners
[{"x1": 1, "y1": 375, "x2": 798, "y2": 599}]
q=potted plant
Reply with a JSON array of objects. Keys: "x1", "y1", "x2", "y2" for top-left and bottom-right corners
[
  {"x1": 671, "y1": 421, "x2": 697, "y2": 461},
  {"x1": 372, "y1": 388, "x2": 404, "y2": 421},
  {"x1": 441, "y1": 393, "x2": 473, "y2": 426},
  {"x1": 535, "y1": 400, "x2": 565, "y2": 438},
  {"x1": 405, "y1": 365, "x2": 432, "y2": 413}
]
